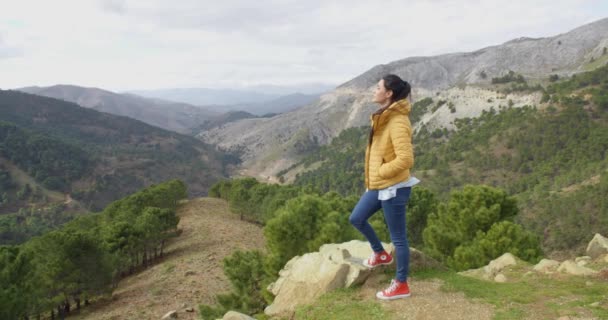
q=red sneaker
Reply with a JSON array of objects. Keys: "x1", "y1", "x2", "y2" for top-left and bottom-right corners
[
  {"x1": 362, "y1": 250, "x2": 393, "y2": 268},
  {"x1": 376, "y1": 279, "x2": 411, "y2": 300}
]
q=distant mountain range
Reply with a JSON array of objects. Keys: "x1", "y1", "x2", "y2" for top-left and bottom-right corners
[
  {"x1": 129, "y1": 84, "x2": 334, "y2": 116},
  {"x1": 18, "y1": 85, "x2": 219, "y2": 135}
]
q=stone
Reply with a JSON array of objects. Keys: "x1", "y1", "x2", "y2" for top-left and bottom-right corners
[
  {"x1": 483, "y1": 253, "x2": 517, "y2": 276},
  {"x1": 533, "y1": 259, "x2": 560, "y2": 273},
  {"x1": 575, "y1": 256, "x2": 591, "y2": 266},
  {"x1": 161, "y1": 310, "x2": 178, "y2": 320},
  {"x1": 494, "y1": 273, "x2": 507, "y2": 283},
  {"x1": 557, "y1": 260, "x2": 598, "y2": 276},
  {"x1": 185, "y1": 308, "x2": 194, "y2": 312},
  {"x1": 222, "y1": 311, "x2": 255, "y2": 320},
  {"x1": 586, "y1": 233, "x2": 608, "y2": 259}
]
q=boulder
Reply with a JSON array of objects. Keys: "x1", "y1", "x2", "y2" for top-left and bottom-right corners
[
  {"x1": 533, "y1": 259, "x2": 560, "y2": 274},
  {"x1": 586, "y1": 233, "x2": 608, "y2": 259},
  {"x1": 264, "y1": 240, "x2": 438, "y2": 318},
  {"x1": 222, "y1": 311, "x2": 255, "y2": 320},
  {"x1": 459, "y1": 253, "x2": 519, "y2": 280},
  {"x1": 557, "y1": 260, "x2": 598, "y2": 276}
]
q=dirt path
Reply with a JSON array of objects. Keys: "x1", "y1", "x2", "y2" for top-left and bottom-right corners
[
  {"x1": 72, "y1": 197, "x2": 265, "y2": 320},
  {"x1": 357, "y1": 272, "x2": 495, "y2": 320}
]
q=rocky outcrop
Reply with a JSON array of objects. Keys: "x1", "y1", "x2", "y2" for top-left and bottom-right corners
[
  {"x1": 263, "y1": 240, "x2": 439, "y2": 318},
  {"x1": 586, "y1": 233, "x2": 608, "y2": 259}
]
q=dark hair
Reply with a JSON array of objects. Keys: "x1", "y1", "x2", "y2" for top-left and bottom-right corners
[{"x1": 382, "y1": 74, "x2": 411, "y2": 104}]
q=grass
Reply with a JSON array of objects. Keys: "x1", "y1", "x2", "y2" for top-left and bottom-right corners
[
  {"x1": 294, "y1": 286, "x2": 388, "y2": 320},
  {"x1": 412, "y1": 268, "x2": 608, "y2": 319}
]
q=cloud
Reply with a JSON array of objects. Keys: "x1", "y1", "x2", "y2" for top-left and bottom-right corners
[
  {"x1": 0, "y1": 35, "x2": 23, "y2": 59},
  {"x1": 100, "y1": 0, "x2": 126, "y2": 14},
  {"x1": 0, "y1": 0, "x2": 606, "y2": 90}
]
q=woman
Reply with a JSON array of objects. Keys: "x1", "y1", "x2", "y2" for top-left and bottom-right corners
[{"x1": 349, "y1": 74, "x2": 418, "y2": 300}]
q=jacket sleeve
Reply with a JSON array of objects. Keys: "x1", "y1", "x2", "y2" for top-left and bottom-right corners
[{"x1": 378, "y1": 115, "x2": 414, "y2": 179}]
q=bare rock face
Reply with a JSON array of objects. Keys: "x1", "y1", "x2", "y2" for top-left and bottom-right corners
[
  {"x1": 199, "y1": 18, "x2": 608, "y2": 178},
  {"x1": 263, "y1": 240, "x2": 437, "y2": 318},
  {"x1": 586, "y1": 233, "x2": 608, "y2": 259}
]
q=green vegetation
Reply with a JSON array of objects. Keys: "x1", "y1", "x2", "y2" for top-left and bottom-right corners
[
  {"x1": 491, "y1": 70, "x2": 526, "y2": 84},
  {"x1": 0, "y1": 90, "x2": 226, "y2": 244},
  {"x1": 0, "y1": 121, "x2": 90, "y2": 192},
  {"x1": 0, "y1": 179, "x2": 186, "y2": 320},
  {"x1": 414, "y1": 269, "x2": 608, "y2": 320},
  {"x1": 410, "y1": 97, "x2": 434, "y2": 123},
  {"x1": 423, "y1": 185, "x2": 541, "y2": 270},
  {"x1": 295, "y1": 287, "x2": 387, "y2": 320}
]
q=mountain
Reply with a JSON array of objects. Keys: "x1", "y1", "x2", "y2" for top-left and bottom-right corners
[
  {"x1": 129, "y1": 85, "x2": 332, "y2": 116},
  {"x1": 278, "y1": 64, "x2": 608, "y2": 256},
  {"x1": 243, "y1": 93, "x2": 323, "y2": 115},
  {"x1": 129, "y1": 83, "x2": 333, "y2": 105},
  {"x1": 18, "y1": 85, "x2": 219, "y2": 135},
  {"x1": 0, "y1": 89, "x2": 227, "y2": 215},
  {"x1": 198, "y1": 17, "x2": 608, "y2": 180}
]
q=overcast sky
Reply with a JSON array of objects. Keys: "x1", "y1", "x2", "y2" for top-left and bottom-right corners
[{"x1": 1, "y1": 0, "x2": 607, "y2": 91}]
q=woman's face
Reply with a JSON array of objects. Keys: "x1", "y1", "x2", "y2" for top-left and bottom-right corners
[{"x1": 373, "y1": 79, "x2": 393, "y2": 106}]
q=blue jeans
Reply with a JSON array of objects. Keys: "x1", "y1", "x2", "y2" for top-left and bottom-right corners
[{"x1": 349, "y1": 187, "x2": 412, "y2": 282}]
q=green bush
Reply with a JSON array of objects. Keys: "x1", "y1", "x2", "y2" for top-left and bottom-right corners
[{"x1": 422, "y1": 185, "x2": 532, "y2": 269}]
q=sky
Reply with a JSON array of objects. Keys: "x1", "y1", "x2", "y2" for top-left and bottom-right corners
[{"x1": 1, "y1": 0, "x2": 608, "y2": 92}]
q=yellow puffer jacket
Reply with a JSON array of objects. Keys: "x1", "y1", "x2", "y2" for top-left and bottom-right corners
[{"x1": 364, "y1": 99, "x2": 414, "y2": 190}]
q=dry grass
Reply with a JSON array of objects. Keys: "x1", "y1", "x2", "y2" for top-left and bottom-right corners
[{"x1": 70, "y1": 197, "x2": 265, "y2": 320}]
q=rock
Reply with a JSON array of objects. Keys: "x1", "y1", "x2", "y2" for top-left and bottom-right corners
[
  {"x1": 575, "y1": 256, "x2": 591, "y2": 266},
  {"x1": 161, "y1": 310, "x2": 178, "y2": 319},
  {"x1": 586, "y1": 233, "x2": 608, "y2": 259},
  {"x1": 185, "y1": 307, "x2": 194, "y2": 312},
  {"x1": 264, "y1": 240, "x2": 436, "y2": 318},
  {"x1": 222, "y1": 311, "x2": 255, "y2": 320},
  {"x1": 484, "y1": 253, "x2": 517, "y2": 276},
  {"x1": 557, "y1": 260, "x2": 598, "y2": 276},
  {"x1": 590, "y1": 301, "x2": 600, "y2": 307},
  {"x1": 459, "y1": 253, "x2": 520, "y2": 281},
  {"x1": 494, "y1": 273, "x2": 507, "y2": 282},
  {"x1": 533, "y1": 259, "x2": 560, "y2": 273}
]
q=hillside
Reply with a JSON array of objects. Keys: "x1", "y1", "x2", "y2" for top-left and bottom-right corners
[
  {"x1": 18, "y1": 85, "x2": 219, "y2": 135},
  {"x1": 70, "y1": 197, "x2": 266, "y2": 320},
  {"x1": 278, "y1": 64, "x2": 608, "y2": 258},
  {"x1": 0, "y1": 90, "x2": 228, "y2": 242},
  {"x1": 199, "y1": 17, "x2": 608, "y2": 180}
]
